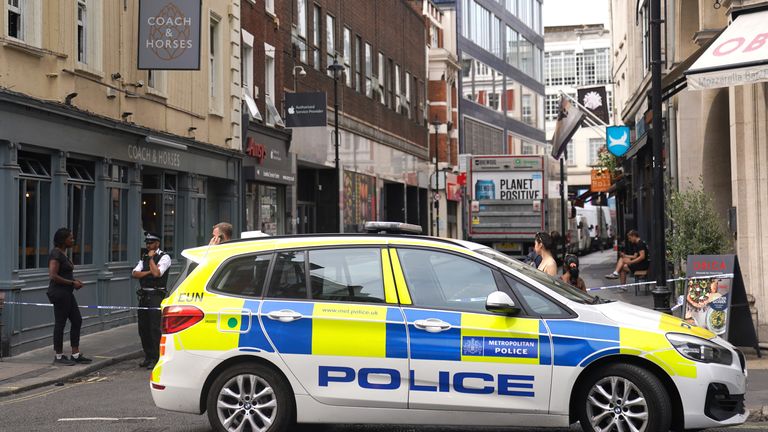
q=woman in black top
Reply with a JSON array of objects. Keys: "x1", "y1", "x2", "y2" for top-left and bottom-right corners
[{"x1": 47, "y1": 228, "x2": 92, "y2": 365}]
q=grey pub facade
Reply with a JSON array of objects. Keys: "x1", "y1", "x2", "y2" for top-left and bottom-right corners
[{"x1": 0, "y1": 89, "x2": 242, "y2": 356}]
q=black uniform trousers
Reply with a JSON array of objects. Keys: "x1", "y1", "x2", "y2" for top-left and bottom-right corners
[{"x1": 137, "y1": 291, "x2": 165, "y2": 361}]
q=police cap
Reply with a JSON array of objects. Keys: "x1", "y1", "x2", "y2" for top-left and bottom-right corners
[{"x1": 144, "y1": 233, "x2": 161, "y2": 243}]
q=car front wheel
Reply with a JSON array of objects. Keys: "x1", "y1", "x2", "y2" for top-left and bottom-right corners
[
  {"x1": 206, "y1": 364, "x2": 293, "y2": 432},
  {"x1": 577, "y1": 363, "x2": 672, "y2": 432}
]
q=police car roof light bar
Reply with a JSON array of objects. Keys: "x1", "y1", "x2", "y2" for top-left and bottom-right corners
[{"x1": 364, "y1": 221, "x2": 423, "y2": 235}]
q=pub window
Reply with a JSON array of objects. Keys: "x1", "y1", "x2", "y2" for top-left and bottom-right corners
[
  {"x1": 142, "y1": 172, "x2": 177, "y2": 258},
  {"x1": 66, "y1": 160, "x2": 95, "y2": 265},
  {"x1": 190, "y1": 176, "x2": 207, "y2": 247},
  {"x1": 107, "y1": 164, "x2": 129, "y2": 262},
  {"x1": 18, "y1": 152, "x2": 51, "y2": 270}
]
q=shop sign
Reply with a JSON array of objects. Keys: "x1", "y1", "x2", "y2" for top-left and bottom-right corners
[
  {"x1": 246, "y1": 138, "x2": 267, "y2": 164},
  {"x1": 577, "y1": 86, "x2": 609, "y2": 125},
  {"x1": 243, "y1": 131, "x2": 294, "y2": 184},
  {"x1": 606, "y1": 125, "x2": 630, "y2": 157},
  {"x1": 285, "y1": 92, "x2": 328, "y2": 127},
  {"x1": 138, "y1": 0, "x2": 202, "y2": 70},
  {"x1": 127, "y1": 143, "x2": 181, "y2": 168},
  {"x1": 590, "y1": 169, "x2": 611, "y2": 193},
  {"x1": 446, "y1": 182, "x2": 462, "y2": 202}
]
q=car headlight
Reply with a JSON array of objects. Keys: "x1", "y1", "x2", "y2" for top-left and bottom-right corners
[{"x1": 666, "y1": 333, "x2": 733, "y2": 365}]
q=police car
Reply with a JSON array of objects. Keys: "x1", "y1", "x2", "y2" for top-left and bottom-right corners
[{"x1": 151, "y1": 222, "x2": 748, "y2": 432}]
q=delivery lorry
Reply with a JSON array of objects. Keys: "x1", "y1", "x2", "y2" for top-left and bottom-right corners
[{"x1": 467, "y1": 155, "x2": 564, "y2": 258}]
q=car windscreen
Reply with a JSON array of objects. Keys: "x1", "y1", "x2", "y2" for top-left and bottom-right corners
[
  {"x1": 474, "y1": 247, "x2": 598, "y2": 304},
  {"x1": 168, "y1": 259, "x2": 199, "y2": 295}
]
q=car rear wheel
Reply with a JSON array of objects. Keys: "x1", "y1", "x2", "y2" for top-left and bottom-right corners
[
  {"x1": 206, "y1": 364, "x2": 293, "y2": 432},
  {"x1": 577, "y1": 363, "x2": 671, "y2": 432}
]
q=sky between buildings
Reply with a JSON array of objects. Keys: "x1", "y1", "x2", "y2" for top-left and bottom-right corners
[{"x1": 542, "y1": 0, "x2": 611, "y2": 28}]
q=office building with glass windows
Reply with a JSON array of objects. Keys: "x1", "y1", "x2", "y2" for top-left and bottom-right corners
[{"x1": 436, "y1": 0, "x2": 545, "y2": 156}]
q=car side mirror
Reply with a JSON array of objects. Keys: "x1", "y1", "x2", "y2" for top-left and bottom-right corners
[{"x1": 486, "y1": 291, "x2": 521, "y2": 316}]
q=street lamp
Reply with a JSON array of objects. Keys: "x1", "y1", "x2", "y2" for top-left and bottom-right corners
[
  {"x1": 431, "y1": 118, "x2": 441, "y2": 237},
  {"x1": 650, "y1": 0, "x2": 670, "y2": 313},
  {"x1": 327, "y1": 58, "x2": 345, "y2": 233},
  {"x1": 292, "y1": 65, "x2": 306, "y2": 92}
]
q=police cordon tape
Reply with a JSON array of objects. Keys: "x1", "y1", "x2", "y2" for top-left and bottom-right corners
[
  {"x1": 0, "y1": 301, "x2": 161, "y2": 311},
  {"x1": 0, "y1": 274, "x2": 736, "y2": 312},
  {"x1": 587, "y1": 273, "x2": 735, "y2": 292}
]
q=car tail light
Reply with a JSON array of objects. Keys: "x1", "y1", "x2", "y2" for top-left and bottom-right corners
[{"x1": 161, "y1": 305, "x2": 204, "y2": 334}]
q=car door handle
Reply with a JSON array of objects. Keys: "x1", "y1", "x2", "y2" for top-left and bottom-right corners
[
  {"x1": 266, "y1": 309, "x2": 303, "y2": 323},
  {"x1": 413, "y1": 318, "x2": 452, "y2": 333}
]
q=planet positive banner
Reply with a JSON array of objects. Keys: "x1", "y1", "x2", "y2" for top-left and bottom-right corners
[
  {"x1": 138, "y1": 0, "x2": 202, "y2": 70},
  {"x1": 576, "y1": 86, "x2": 610, "y2": 125},
  {"x1": 472, "y1": 171, "x2": 543, "y2": 201}
]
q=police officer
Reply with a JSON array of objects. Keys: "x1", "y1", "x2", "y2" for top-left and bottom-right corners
[{"x1": 131, "y1": 233, "x2": 171, "y2": 370}]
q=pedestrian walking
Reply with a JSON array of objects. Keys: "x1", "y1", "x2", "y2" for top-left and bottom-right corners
[
  {"x1": 605, "y1": 229, "x2": 649, "y2": 289},
  {"x1": 209, "y1": 222, "x2": 233, "y2": 245},
  {"x1": 534, "y1": 232, "x2": 558, "y2": 276},
  {"x1": 47, "y1": 228, "x2": 92, "y2": 366},
  {"x1": 561, "y1": 254, "x2": 587, "y2": 292},
  {"x1": 131, "y1": 233, "x2": 172, "y2": 370}
]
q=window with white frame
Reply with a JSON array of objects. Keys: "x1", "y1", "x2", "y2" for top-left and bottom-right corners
[
  {"x1": 404, "y1": 71, "x2": 411, "y2": 119},
  {"x1": 545, "y1": 93, "x2": 559, "y2": 121},
  {"x1": 7, "y1": 0, "x2": 23, "y2": 40},
  {"x1": 6, "y1": 0, "x2": 41, "y2": 46},
  {"x1": 241, "y1": 30, "x2": 254, "y2": 96},
  {"x1": 326, "y1": 14, "x2": 336, "y2": 76},
  {"x1": 265, "y1": 44, "x2": 275, "y2": 99},
  {"x1": 355, "y1": 35, "x2": 362, "y2": 92},
  {"x1": 640, "y1": 0, "x2": 650, "y2": 73},
  {"x1": 522, "y1": 94, "x2": 533, "y2": 125},
  {"x1": 297, "y1": 0, "x2": 308, "y2": 63},
  {"x1": 77, "y1": 0, "x2": 86, "y2": 62},
  {"x1": 312, "y1": 5, "x2": 321, "y2": 69},
  {"x1": 395, "y1": 64, "x2": 401, "y2": 112},
  {"x1": 265, "y1": 0, "x2": 274, "y2": 15},
  {"x1": 343, "y1": 27, "x2": 351, "y2": 87},
  {"x1": 589, "y1": 138, "x2": 602, "y2": 165},
  {"x1": 147, "y1": 70, "x2": 166, "y2": 94},
  {"x1": 365, "y1": 42, "x2": 372, "y2": 97},
  {"x1": 378, "y1": 52, "x2": 385, "y2": 104},
  {"x1": 566, "y1": 141, "x2": 574, "y2": 165},
  {"x1": 209, "y1": 14, "x2": 222, "y2": 113},
  {"x1": 74, "y1": 0, "x2": 102, "y2": 69}
]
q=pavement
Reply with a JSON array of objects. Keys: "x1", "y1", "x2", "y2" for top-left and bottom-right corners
[{"x1": 0, "y1": 250, "x2": 766, "y2": 420}]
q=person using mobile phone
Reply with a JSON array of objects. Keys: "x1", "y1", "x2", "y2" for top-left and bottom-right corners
[{"x1": 208, "y1": 222, "x2": 233, "y2": 245}]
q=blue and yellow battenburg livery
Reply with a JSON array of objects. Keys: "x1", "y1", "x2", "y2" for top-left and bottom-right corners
[{"x1": 151, "y1": 234, "x2": 747, "y2": 432}]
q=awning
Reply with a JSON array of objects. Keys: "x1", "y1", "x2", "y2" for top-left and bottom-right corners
[
  {"x1": 686, "y1": 9, "x2": 768, "y2": 90},
  {"x1": 661, "y1": 29, "x2": 723, "y2": 100}
]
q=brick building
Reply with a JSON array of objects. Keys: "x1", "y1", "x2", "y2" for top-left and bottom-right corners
[{"x1": 256, "y1": 0, "x2": 432, "y2": 233}]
